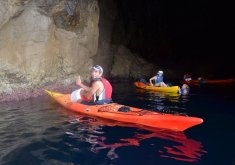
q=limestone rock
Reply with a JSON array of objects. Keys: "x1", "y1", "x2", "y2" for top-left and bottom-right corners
[
  {"x1": 0, "y1": 0, "x2": 160, "y2": 102},
  {"x1": 111, "y1": 45, "x2": 156, "y2": 79}
]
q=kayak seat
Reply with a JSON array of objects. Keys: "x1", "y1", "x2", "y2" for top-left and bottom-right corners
[{"x1": 118, "y1": 106, "x2": 130, "y2": 112}]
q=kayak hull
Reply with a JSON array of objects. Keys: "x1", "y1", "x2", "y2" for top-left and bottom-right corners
[
  {"x1": 134, "y1": 82, "x2": 180, "y2": 93},
  {"x1": 181, "y1": 78, "x2": 235, "y2": 86},
  {"x1": 45, "y1": 90, "x2": 203, "y2": 132}
]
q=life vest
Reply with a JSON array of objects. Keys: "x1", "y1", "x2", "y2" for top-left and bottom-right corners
[
  {"x1": 101, "y1": 78, "x2": 112, "y2": 99},
  {"x1": 92, "y1": 77, "x2": 112, "y2": 101},
  {"x1": 155, "y1": 75, "x2": 163, "y2": 84}
]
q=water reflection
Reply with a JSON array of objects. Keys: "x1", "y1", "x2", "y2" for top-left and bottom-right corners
[
  {"x1": 1, "y1": 107, "x2": 207, "y2": 164},
  {"x1": 67, "y1": 115, "x2": 207, "y2": 163},
  {"x1": 135, "y1": 88, "x2": 181, "y2": 102},
  {"x1": 135, "y1": 88, "x2": 190, "y2": 114}
]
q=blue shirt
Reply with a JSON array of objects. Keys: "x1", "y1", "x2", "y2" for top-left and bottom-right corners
[{"x1": 155, "y1": 74, "x2": 163, "y2": 83}]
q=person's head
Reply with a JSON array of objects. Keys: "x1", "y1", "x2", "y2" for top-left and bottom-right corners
[
  {"x1": 198, "y1": 77, "x2": 202, "y2": 81},
  {"x1": 157, "y1": 70, "x2": 163, "y2": 75},
  {"x1": 90, "y1": 65, "x2": 103, "y2": 79},
  {"x1": 184, "y1": 73, "x2": 192, "y2": 81}
]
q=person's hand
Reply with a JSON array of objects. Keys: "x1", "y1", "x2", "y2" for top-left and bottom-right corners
[{"x1": 76, "y1": 76, "x2": 82, "y2": 86}]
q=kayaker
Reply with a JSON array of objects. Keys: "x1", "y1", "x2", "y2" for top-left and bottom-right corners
[
  {"x1": 149, "y1": 70, "x2": 167, "y2": 87},
  {"x1": 179, "y1": 84, "x2": 190, "y2": 95},
  {"x1": 183, "y1": 73, "x2": 192, "y2": 82},
  {"x1": 75, "y1": 65, "x2": 112, "y2": 105}
]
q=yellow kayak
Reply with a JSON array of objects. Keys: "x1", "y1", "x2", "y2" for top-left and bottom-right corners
[{"x1": 134, "y1": 81, "x2": 180, "y2": 93}]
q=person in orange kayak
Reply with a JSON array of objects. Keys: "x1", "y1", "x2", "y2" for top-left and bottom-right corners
[
  {"x1": 73, "y1": 65, "x2": 112, "y2": 104},
  {"x1": 149, "y1": 70, "x2": 167, "y2": 87}
]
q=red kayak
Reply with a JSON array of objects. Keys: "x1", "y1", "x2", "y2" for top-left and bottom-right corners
[
  {"x1": 45, "y1": 90, "x2": 203, "y2": 131},
  {"x1": 181, "y1": 78, "x2": 235, "y2": 86}
]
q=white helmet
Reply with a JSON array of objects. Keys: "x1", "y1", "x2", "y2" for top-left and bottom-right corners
[{"x1": 157, "y1": 70, "x2": 163, "y2": 75}]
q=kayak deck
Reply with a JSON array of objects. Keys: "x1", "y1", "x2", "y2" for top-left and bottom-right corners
[
  {"x1": 45, "y1": 90, "x2": 203, "y2": 132},
  {"x1": 134, "y1": 82, "x2": 180, "y2": 93}
]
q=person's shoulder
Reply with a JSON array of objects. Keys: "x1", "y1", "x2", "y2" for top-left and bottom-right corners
[
  {"x1": 93, "y1": 77, "x2": 102, "y2": 81},
  {"x1": 92, "y1": 79, "x2": 103, "y2": 86}
]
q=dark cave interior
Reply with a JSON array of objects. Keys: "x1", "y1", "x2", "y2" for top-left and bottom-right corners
[{"x1": 106, "y1": 0, "x2": 234, "y2": 79}]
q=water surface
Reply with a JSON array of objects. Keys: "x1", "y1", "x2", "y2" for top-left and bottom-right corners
[{"x1": 0, "y1": 82, "x2": 234, "y2": 165}]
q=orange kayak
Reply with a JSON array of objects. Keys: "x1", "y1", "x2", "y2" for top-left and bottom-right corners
[
  {"x1": 181, "y1": 78, "x2": 235, "y2": 86},
  {"x1": 45, "y1": 90, "x2": 203, "y2": 132},
  {"x1": 134, "y1": 81, "x2": 180, "y2": 93}
]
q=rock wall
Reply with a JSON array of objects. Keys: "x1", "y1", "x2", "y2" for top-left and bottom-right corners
[
  {"x1": 111, "y1": 45, "x2": 155, "y2": 79},
  {"x1": 0, "y1": 0, "x2": 159, "y2": 102},
  {"x1": 0, "y1": 0, "x2": 99, "y2": 98}
]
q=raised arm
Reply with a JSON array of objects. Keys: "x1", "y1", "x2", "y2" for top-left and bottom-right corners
[
  {"x1": 76, "y1": 76, "x2": 90, "y2": 91},
  {"x1": 149, "y1": 76, "x2": 156, "y2": 86}
]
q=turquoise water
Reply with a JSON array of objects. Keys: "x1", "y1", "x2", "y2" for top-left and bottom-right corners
[{"x1": 0, "y1": 82, "x2": 234, "y2": 165}]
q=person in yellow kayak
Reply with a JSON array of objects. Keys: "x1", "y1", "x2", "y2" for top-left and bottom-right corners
[
  {"x1": 72, "y1": 65, "x2": 113, "y2": 104},
  {"x1": 149, "y1": 70, "x2": 168, "y2": 87}
]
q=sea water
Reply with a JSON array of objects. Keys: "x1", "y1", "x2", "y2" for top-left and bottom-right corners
[{"x1": 0, "y1": 82, "x2": 234, "y2": 165}]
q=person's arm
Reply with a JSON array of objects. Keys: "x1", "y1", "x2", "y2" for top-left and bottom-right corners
[
  {"x1": 149, "y1": 76, "x2": 156, "y2": 86},
  {"x1": 76, "y1": 76, "x2": 90, "y2": 91},
  {"x1": 83, "y1": 81, "x2": 102, "y2": 99}
]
